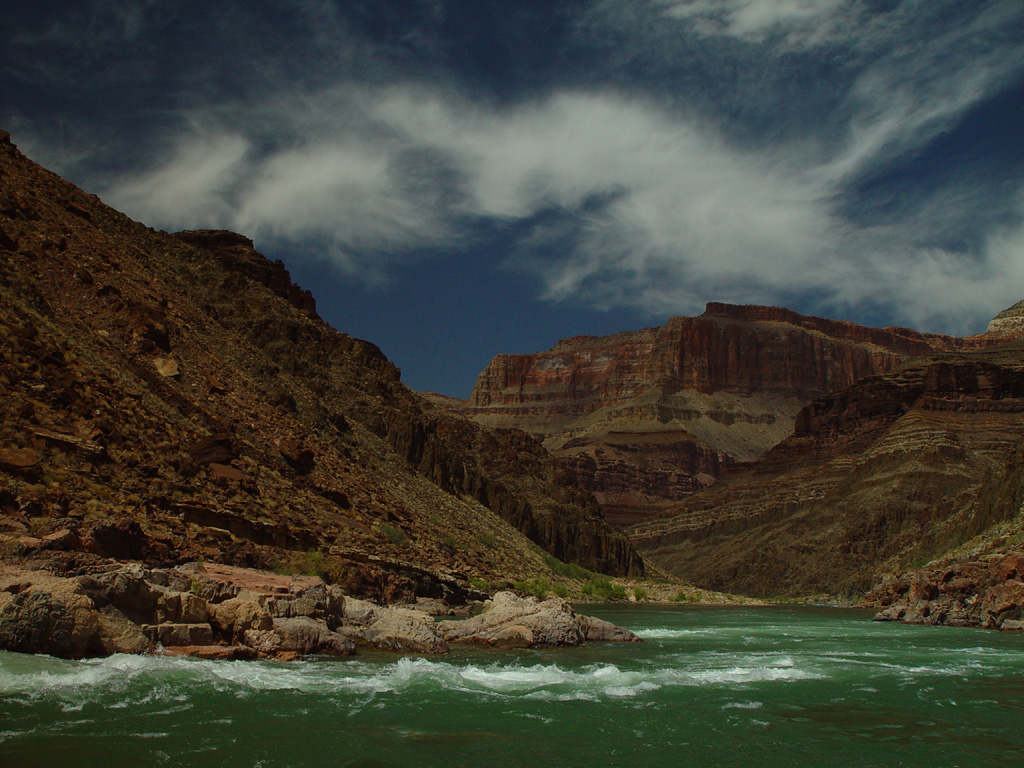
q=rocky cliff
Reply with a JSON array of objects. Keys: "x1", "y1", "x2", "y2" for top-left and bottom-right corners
[
  {"x1": 457, "y1": 303, "x2": 965, "y2": 527},
  {"x1": 0, "y1": 129, "x2": 643, "y2": 624},
  {"x1": 629, "y1": 341, "x2": 1024, "y2": 601}
]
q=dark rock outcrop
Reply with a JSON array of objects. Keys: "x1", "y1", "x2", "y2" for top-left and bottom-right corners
[{"x1": 869, "y1": 552, "x2": 1024, "y2": 630}]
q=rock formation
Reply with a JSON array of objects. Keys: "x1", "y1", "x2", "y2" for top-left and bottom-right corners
[
  {"x1": 987, "y1": 299, "x2": 1024, "y2": 338},
  {"x1": 0, "y1": 563, "x2": 637, "y2": 659},
  {"x1": 629, "y1": 341, "x2": 1024, "y2": 606},
  {"x1": 868, "y1": 552, "x2": 1024, "y2": 630},
  {"x1": 456, "y1": 303, "x2": 968, "y2": 527},
  {"x1": 0, "y1": 126, "x2": 643, "y2": 640}
]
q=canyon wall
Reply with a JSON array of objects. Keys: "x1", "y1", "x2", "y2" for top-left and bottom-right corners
[
  {"x1": 629, "y1": 342, "x2": 1024, "y2": 599},
  {"x1": 0, "y1": 129, "x2": 643, "y2": 618},
  {"x1": 458, "y1": 303, "x2": 965, "y2": 527}
]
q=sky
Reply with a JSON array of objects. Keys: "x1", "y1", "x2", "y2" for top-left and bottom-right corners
[{"x1": 3, "y1": 0, "x2": 1024, "y2": 396}]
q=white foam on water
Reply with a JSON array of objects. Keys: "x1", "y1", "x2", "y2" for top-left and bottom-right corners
[
  {"x1": 0, "y1": 645, "x2": 829, "y2": 709},
  {"x1": 723, "y1": 701, "x2": 763, "y2": 710},
  {"x1": 634, "y1": 628, "x2": 718, "y2": 639}
]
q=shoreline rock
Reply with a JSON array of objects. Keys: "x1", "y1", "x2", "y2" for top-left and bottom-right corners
[
  {"x1": 0, "y1": 562, "x2": 640, "y2": 660},
  {"x1": 867, "y1": 552, "x2": 1024, "y2": 631}
]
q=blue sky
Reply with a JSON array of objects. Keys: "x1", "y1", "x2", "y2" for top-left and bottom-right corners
[{"x1": 4, "y1": 1, "x2": 1024, "y2": 396}]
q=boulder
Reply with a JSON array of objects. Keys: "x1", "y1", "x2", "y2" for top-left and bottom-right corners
[
  {"x1": 78, "y1": 565, "x2": 158, "y2": 621},
  {"x1": 207, "y1": 596, "x2": 274, "y2": 641},
  {"x1": 341, "y1": 596, "x2": 385, "y2": 626},
  {"x1": 153, "y1": 357, "x2": 180, "y2": 377},
  {"x1": 0, "y1": 447, "x2": 41, "y2": 476},
  {"x1": 143, "y1": 622, "x2": 215, "y2": 647},
  {"x1": 0, "y1": 573, "x2": 99, "y2": 658},
  {"x1": 579, "y1": 614, "x2": 642, "y2": 643},
  {"x1": 278, "y1": 437, "x2": 315, "y2": 474},
  {"x1": 209, "y1": 463, "x2": 243, "y2": 482},
  {"x1": 152, "y1": 584, "x2": 209, "y2": 624},
  {"x1": 90, "y1": 605, "x2": 153, "y2": 655},
  {"x1": 360, "y1": 608, "x2": 448, "y2": 653},
  {"x1": 272, "y1": 617, "x2": 355, "y2": 656},
  {"x1": 264, "y1": 584, "x2": 343, "y2": 627},
  {"x1": 438, "y1": 591, "x2": 636, "y2": 648},
  {"x1": 392, "y1": 597, "x2": 451, "y2": 616}
]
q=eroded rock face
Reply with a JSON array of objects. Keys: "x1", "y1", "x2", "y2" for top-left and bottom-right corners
[
  {"x1": 630, "y1": 344, "x2": 1024, "y2": 599},
  {"x1": 457, "y1": 304, "x2": 970, "y2": 527},
  {"x1": 986, "y1": 300, "x2": 1024, "y2": 338},
  {"x1": 0, "y1": 133, "x2": 642, "y2": 609},
  {"x1": 869, "y1": 552, "x2": 1024, "y2": 630}
]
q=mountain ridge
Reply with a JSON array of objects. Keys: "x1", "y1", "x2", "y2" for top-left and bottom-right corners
[{"x1": 0, "y1": 130, "x2": 643, "y2": 620}]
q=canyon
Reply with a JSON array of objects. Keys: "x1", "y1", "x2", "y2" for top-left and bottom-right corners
[
  {"x1": 0, "y1": 130, "x2": 646, "y2": 658},
  {"x1": 455, "y1": 280, "x2": 1024, "y2": 627},
  {"x1": 2, "y1": 125, "x2": 1022, "y2": 650},
  {"x1": 456, "y1": 303, "x2": 980, "y2": 527},
  {"x1": 628, "y1": 341, "x2": 1024, "y2": 603}
]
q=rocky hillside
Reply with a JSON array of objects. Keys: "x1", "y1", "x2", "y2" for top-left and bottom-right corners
[
  {"x1": 0, "y1": 130, "x2": 643, "y2": 610},
  {"x1": 456, "y1": 304, "x2": 969, "y2": 527},
  {"x1": 629, "y1": 341, "x2": 1024, "y2": 602}
]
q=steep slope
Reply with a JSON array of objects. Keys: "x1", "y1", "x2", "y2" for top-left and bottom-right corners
[
  {"x1": 457, "y1": 304, "x2": 966, "y2": 527},
  {"x1": 629, "y1": 341, "x2": 1024, "y2": 600},
  {"x1": 0, "y1": 130, "x2": 642, "y2": 605}
]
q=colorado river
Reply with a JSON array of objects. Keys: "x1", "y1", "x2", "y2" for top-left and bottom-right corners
[{"x1": 2, "y1": 604, "x2": 1023, "y2": 767}]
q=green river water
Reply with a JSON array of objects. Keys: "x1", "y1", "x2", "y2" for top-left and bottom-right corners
[{"x1": 2, "y1": 604, "x2": 1024, "y2": 768}]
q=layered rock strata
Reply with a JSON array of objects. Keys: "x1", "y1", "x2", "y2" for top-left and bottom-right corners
[
  {"x1": 629, "y1": 342, "x2": 1024, "y2": 601},
  {"x1": 458, "y1": 304, "x2": 967, "y2": 527}
]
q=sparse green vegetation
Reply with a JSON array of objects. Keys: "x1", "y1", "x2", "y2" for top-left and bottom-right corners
[
  {"x1": 1, "y1": 539, "x2": 27, "y2": 560},
  {"x1": 477, "y1": 532, "x2": 497, "y2": 548},
  {"x1": 581, "y1": 577, "x2": 628, "y2": 601},
  {"x1": 275, "y1": 549, "x2": 328, "y2": 578},
  {"x1": 513, "y1": 577, "x2": 550, "y2": 600},
  {"x1": 378, "y1": 523, "x2": 409, "y2": 547},
  {"x1": 633, "y1": 586, "x2": 648, "y2": 601},
  {"x1": 468, "y1": 576, "x2": 491, "y2": 592},
  {"x1": 541, "y1": 553, "x2": 595, "y2": 581},
  {"x1": 670, "y1": 590, "x2": 700, "y2": 603},
  {"x1": 440, "y1": 535, "x2": 459, "y2": 550},
  {"x1": 551, "y1": 583, "x2": 570, "y2": 599}
]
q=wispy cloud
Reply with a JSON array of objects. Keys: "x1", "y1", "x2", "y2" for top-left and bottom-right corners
[
  {"x1": 661, "y1": 0, "x2": 851, "y2": 44},
  {"x1": 8, "y1": 0, "x2": 1024, "y2": 335},
  {"x1": 109, "y1": 130, "x2": 249, "y2": 229}
]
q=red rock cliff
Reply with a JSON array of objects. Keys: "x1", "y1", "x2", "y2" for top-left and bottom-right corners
[{"x1": 458, "y1": 304, "x2": 967, "y2": 527}]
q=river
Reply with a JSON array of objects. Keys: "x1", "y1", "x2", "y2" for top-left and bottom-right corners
[{"x1": 2, "y1": 604, "x2": 1023, "y2": 767}]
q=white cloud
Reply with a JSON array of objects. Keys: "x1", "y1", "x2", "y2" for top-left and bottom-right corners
[
  {"x1": 84, "y1": 0, "x2": 1024, "y2": 335},
  {"x1": 232, "y1": 138, "x2": 456, "y2": 278},
  {"x1": 107, "y1": 131, "x2": 249, "y2": 228}
]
